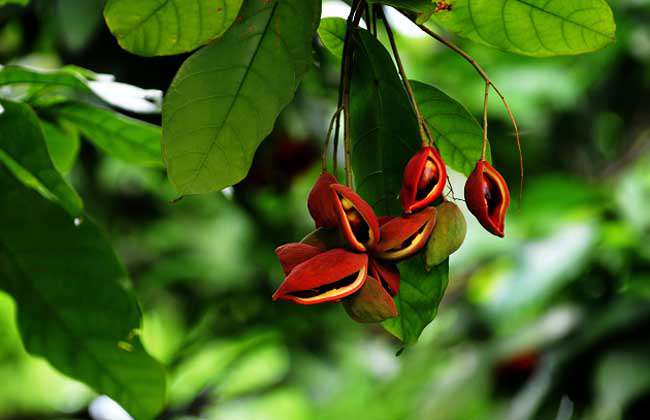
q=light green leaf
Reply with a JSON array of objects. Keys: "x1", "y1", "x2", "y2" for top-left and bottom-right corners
[
  {"x1": 162, "y1": 0, "x2": 320, "y2": 195},
  {"x1": 0, "y1": 64, "x2": 92, "y2": 92},
  {"x1": 0, "y1": 99, "x2": 82, "y2": 216},
  {"x1": 50, "y1": 102, "x2": 163, "y2": 167},
  {"x1": 318, "y1": 17, "x2": 346, "y2": 58},
  {"x1": 104, "y1": 0, "x2": 244, "y2": 57},
  {"x1": 432, "y1": 0, "x2": 616, "y2": 57},
  {"x1": 40, "y1": 120, "x2": 80, "y2": 174},
  {"x1": 383, "y1": 258, "x2": 450, "y2": 344},
  {"x1": 0, "y1": 165, "x2": 167, "y2": 420},
  {"x1": 350, "y1": 28, "x2": 421, "y2": 215},
  {"x1": 0, "y1": 0, "x2": 29, "y2": 6},
  {"x1": 412, "y1": 80, "x2": 487, "y2": 176}
]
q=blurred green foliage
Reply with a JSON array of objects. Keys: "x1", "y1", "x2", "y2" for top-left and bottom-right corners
[{"x1": 0, "y1": 0, "x2": 650, "y2": 419}]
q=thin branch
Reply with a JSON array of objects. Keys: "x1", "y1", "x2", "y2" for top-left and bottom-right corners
[
  {"x1": 381, "y1": 8, "x2": 431, "y2": 146},
  {"x1": 410, "y1": 17, "x2": 524, "y2": 198},
  {"x1": 322, "y1": 107, "x2": 343, "y2": 172},
  {"x1": 482, "y1": 81, "x2": 490, "y2": 160}
]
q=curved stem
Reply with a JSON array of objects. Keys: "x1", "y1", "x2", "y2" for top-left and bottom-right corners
[
  {"x1": 322, "y1": 107, "x2": 343, "y2": 172},
  {"x1": 482, "y1": 81, "x2": 490, "y2": 160},
  {"x1": 381, "y1": 8, "x2": 431, "y2": 146},
  {"x1": 410, "y1": 17, "x2": 523, "y2": 197}
]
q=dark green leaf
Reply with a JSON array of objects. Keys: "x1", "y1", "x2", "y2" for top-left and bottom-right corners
[
  {"x1": 57, "y1": 0, "x2": 104, "y2": 52},
  {"x1": 104, "y1": 0, "x2": 244, "y2": 57},
  {"x1": 412, "y1": 81, "x2": 487, "y2": 176},
  {"x1": 432, "y1": 0, "x2": 616, "y2": 57},
  {"x1": 40, "y1": 120, "x2": 80, "y2": 174},
  {"x1": 51, "y1": 102, "x2": 163, "y2": 167},
  {"x1": 349, "y1": 28, "x2": 420, "y2": 215},
  {"x1": 0, "y1": 165, "x2": 167, "y2": 420},
  {"x1": 383, "y1": 258, "x2": 450, "y2": 344},
  {"x1": 318, "y1": 17, "x2": 346, "y2": 58},
  {"x1": 0, "y1": 99, "x2": 82, "y2": 216},
  {"x1": 162, "y1": 0, "x2": 320, "y2": 195}
]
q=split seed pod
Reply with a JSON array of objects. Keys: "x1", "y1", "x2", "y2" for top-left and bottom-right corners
[
  {"x1": 330, "y1": 184, "x2": 380, "y2": 252},
  {"x1": 308, "y1": 172, "x2": 339, "y2": 229},
  {"x1": 370, "y1": 259, "x2": 400, "y2": 296},
  {"x1": 401, "y1": 146, "x2": 447, "y2": 214},
  {"x1": 343, "y1": 275, "x2": 398, "y2": 323},
  {"x1": 464, "y1": 159, "x2": 510, "y2": 237},
  {"x1": 272, "y1": 249, "x2": 368, "y2": 305},
  {"x1": 375, "y1": 206, "x2": 437, "y2": 261},
  {"x1": 425, "y1": 201, "x2": 467, "y2": 269},
  {"x1": 275, "y1": 243, "x2": 323, "y2": 275}
]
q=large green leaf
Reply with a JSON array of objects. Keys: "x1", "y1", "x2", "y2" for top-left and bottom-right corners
[
  {"x1": 383, "y1": 258, "x2": 450, "y2": 345},
  {"x1": 349, "y1": 29, "x2": 450, "y2": 345},
  {"x1": 162, "y1": 0, "x2": 320, "y2": 195},
  {"x1": 50, "y1": 102, "x2": 163, "y2": 167},
  {"x1": 104, "y1": 0, "x2": 244, "y2": 57},
  {"x1": 350, "y1": 28, "x2": 421, "y2": 216},
  {"x1": 318, "y1": 17, "x2": 346, "y2": 59},
  {"x1": 0, "y1": 0, "x2": 29, "y2": 6},
  {"x1": 0, "y1": 165, "x2": 166, "y2": 420},
  {"x1": 432, "y1": 0, "x2": 616, "y2": 57},
  {"x1": 0, "y1": 99, "x2": 82, "y2": 217},
  {"x1": 412, "y1": 81, "x2": 487, "y2": 176}
]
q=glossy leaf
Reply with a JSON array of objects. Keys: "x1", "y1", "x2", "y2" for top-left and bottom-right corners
[
  {"x1": 162, "y1": 0, "x2": 320, "y2": 195},
  {"x1": 104, "y1": 0, "x2": 244, "y2": 56},
  {"x1": 383, "y1": 258, "x2": 449, "y2": 344},
  {"x1": 51, "y1": 102, "x2": 163, "y2": 167},
  {"x1": 40, "y1": 120, "x2": 80, "y2": 174},
  {"x1": 350, "y1": 28, "x2": 420, "y2": 215},
  {"x1": 0, "y1": 165, "x2": 167, "y2": 420},
  {"x1": 0, "y1": 99, "x2": 82, "y2": 216},
  {"x1": 317, "y1": 17, "x2": 346, "y2": 58},
  {"x1": 412, "y1": 81, "x2": 487, "y2": 176},
  {"x1": 432, "y1": 0, "x2": 616, "y2": 57}
]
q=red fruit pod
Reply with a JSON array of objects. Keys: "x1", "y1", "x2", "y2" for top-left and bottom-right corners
[
  {"x1": 375, "y1": 206, "x2": 437, "y2": 261},
  {"x1": 272, "y1": 249, "x2": 368, "y2": 305},
  {"x1": 400, "y1": 146, "x2": 447, "y2": 214},
  {"x1": 464, "y1": 159, "x2": 510, "y2": 237},
  {"x1": 308, "y1": 172, "x2": 339, "y2": 229},
  {"x1": 275, "y1": 243, "x2": 323, "y2": 275},
  {"x1": 370, "y1": 259, "x2": 400, "y2": 296},
  {"x1": 330, "y1": 184, "x2": 380, "y2": 252},
  {"x1": 343, "y1": 275, "x2": 398, "y2": 323}
]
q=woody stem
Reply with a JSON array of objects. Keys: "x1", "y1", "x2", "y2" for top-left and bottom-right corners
[
  {"x1": 482, "y1": 81, "x2": 489, "y2": 160},
  {"x1": 409, "y1": 17, "x2": 523, "y2": 196},
  {"x1": 381, "y1": 8, "x2": 431, "y2": 147}
]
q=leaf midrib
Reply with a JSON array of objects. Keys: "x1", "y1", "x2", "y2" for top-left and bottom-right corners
[
  {"x1": 186, "y1": 2, "x2": 279, "y2": 194},
  {"x1": 512, "y1": 0, "x2": 613, "y2": 40}
]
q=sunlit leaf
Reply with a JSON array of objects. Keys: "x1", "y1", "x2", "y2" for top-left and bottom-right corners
[
  {"x1": 162, "y1": 0, "x2": 320, "y2": 195},
  {"x1": 412, "y1": 81, "x2": 487, "y2": 176},
  {"x1": 104, "y1": 0, "x2": 244, "y2": 57},
  {"x1": 432, "y1": 0, "x2": 616, "y2": 57},
  {"x1": 0, "y1": 165, "x2": 167, "y2": 420},
  {"x1": 368, "y1": 0, "x2": 437, "y2": 24},
  {"x1": 50, "y1": 102, "x2": 163, "y2": 167},
  {"x1": 0, "y1": 0, "x2": 29, "y2": 6},
  {"x1": 0, "y1": 99, "x2": 82, "y2": 216},
  {"x1": 318, "y1": 17, "x2": 346, "y2": 58}
]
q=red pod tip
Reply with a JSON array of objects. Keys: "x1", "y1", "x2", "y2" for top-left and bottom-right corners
[
  {"x1": 308, "y1": 172, "x2": 339, "y2": 229},
  {"x1": 400, "y1": 146, "x2": 447, "y2": 214},
  {"x1": 330, "y1": 184, "x2": 380, "y2": 252},
  {"x1": 464, "y1": 159, "x2": 510, "y2": 237}
]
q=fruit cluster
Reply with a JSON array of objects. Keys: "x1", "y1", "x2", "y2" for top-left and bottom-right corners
[{"x1": 272, "y1": 145, "x2": 510, "y2": 323}]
